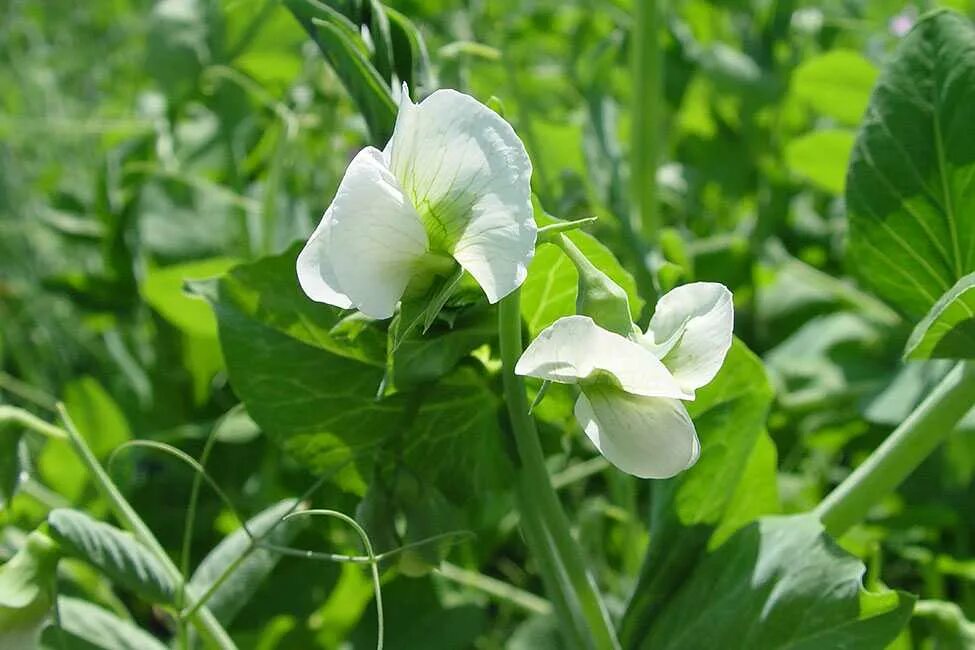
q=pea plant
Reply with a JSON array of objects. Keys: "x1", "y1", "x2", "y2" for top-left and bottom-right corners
[{"x1": 2, "y1": 1, "x2": 975, "y2": 649}]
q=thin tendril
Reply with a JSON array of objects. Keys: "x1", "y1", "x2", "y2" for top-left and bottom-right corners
[{"x1": 282, "y1": 509, "x2": 385, "y2": 650}]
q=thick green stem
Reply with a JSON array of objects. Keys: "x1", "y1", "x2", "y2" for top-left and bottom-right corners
[
  {"x1": 630, "y1": 0, "x2": 662, "y2": 246},
  {"x1": 816, "y1": 361, "x2": 975, "y2": 537},
  {"x1": 56, "y1": 405, "x2": 237, "y2": 650},
  {"x1": 498, "y1": 291, "x2": 621, "y2": 650}
]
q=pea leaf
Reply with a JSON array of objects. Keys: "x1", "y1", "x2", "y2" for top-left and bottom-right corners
[
  {"x1": 636, "y1": 515, "x2": 913, "y2": 650},
  {"x1": 141, "y1": 257, "x2": 239, "y2": 338},
  {"x1": 786, "y1": 129, "x2": 855, "y2": 195},
  {"x1": 213, "y1": 274, "x2": 399, "y2": 493},
  {"x1": 847, "y1": 10, "x2": 975, "y2": 320},
  {"x1": 47, "y1": 509, "x2": 177, "y2": 605},
  {"x1": 39, "y1": 597, "x2": 167, "y2": 650},
  {"x1": 791, "y1": 49, "x2": 878, "y2": 126},
  {"x1": 209, "y1": 248, "x2": 509, "y2": 499},
  {"x1": 905, "y1": 271, "x2": 975, "y2": 360},
  {"x1": 189, "y1": 500, "x2": 307, "y2": 625},
  {"x1": 620, "y1": 340, "x2": 776, "y2": 645}
]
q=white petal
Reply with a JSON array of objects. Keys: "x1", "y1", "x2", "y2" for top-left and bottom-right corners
[
  {"x1": 515, "y1": 315, "x2": 691, "y2": 399},
  {"x1": 296, "y1": 212, "x2": 353, "y2": 309},
  {"x1": 385, "y1": 89, "x2": 535, "y2": 303},
  {"x1": 326, "y1": 147, "x2": 429, "y2": 320},
  {"x1": 645, "y1": 282, "x2": 734, "y2": 396},
  {"x1": 575, "y1": 387, "x2": 700, "y2": 479}
]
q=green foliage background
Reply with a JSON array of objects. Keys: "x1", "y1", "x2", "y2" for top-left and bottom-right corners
[{"x1": 3, "y1": 0, "x2": 975, "y2": 648}]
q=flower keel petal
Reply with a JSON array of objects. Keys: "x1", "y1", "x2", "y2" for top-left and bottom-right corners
[{"x1": 575, "y1": 387, "x2": 700, "y2": 479}]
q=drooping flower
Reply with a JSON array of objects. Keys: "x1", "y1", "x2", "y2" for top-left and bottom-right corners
[
  {"x1": 516, "y1": 283, "x2": 733, "y2": 478},
  {"x1": 297, "y1": 86, "x2": 536, "y2": 319}
]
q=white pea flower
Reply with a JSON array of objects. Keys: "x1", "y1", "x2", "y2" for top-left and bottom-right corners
[
  {"x1": 297, "y1": 86, "x2": 536, "y2": 319},
  {"x1": 516, "y1": 283, "x2": 733, "y2": 478}
]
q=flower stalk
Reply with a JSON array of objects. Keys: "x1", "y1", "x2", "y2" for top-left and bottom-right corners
[
  {"x1": 816, "y1": 361, "x2": 975, "y2": 537},
  {"x1": 498, "y1": 290, "x2": 621, "y2": 650}
]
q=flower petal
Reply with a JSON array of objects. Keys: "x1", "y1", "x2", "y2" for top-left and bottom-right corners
[
  {"x1": 326, "y1": 147, "x2": 429, "y2": 319},
  {"x1": 645, "y1": 282, "x2": 734, "y2": 396},
  {"x1": 385, "y1": 88, "x2": 535, "y2": 303},
  {"x1": 575, "y1": 386, "x2": 700, "y2": 479},
  {"x1": 296, "y1": 213, "x2": 353, "y2": 309},
  {"x1": 515, "y1": 315, "x2": 691, "y2": 399}
]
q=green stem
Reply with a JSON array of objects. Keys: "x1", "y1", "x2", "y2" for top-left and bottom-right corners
[
  {"x1": 437, "y1": 561, "x2": 553, "y2": 616},
  {"x1": 498, "y1": 290, "x2": 621, "y2": 650},
  {"x1": 630, "y1": 0, "x2": 662, "y2": 246},
  {"x1": 0, "y1": 405, "x2": 68, "y2": 440},
  {"x1": 816, "y1": 361, "x2": 975, "y2": 537},
  {"x1": 56, "y1": 405, "x2": 237, "y2": 650},
  {"x1": 515, "y1": 480, "x2": 588, "y2": 649}
]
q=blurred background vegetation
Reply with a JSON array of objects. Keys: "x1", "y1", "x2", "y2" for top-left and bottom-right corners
[{"x1": 3, "y1": 0, "x2": 975, "y2": 647}]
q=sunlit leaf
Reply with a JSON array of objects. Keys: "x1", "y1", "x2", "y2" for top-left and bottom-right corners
[
  {"x1": 620, "y1": 340, "x2": 775, "y2": 645},
  {"x1": 905, "y1": 271, "x2": 975, "y2": 359},
  {"x1": 847, "y1": 10, "x2": 975, "y2": 319},
  {"x1": 636, "y1": 515, "x2": 913, "y2": 649},
  {"x1": 792, "y1": 49, "x2": 878, "y2": 126},
  {"x1": 786, "y1": 129, "x2": 855, "y2": 195}
]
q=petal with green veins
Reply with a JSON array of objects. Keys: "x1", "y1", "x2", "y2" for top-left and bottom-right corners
[{"x1": 385, "y1": 88, "x2": 535, "y2": 303}]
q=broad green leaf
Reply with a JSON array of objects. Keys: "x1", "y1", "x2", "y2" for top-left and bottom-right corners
[
  {"x1": 847, "y1": 10, "x2": 975, "y2": 319},
  {"x1": 391, "y1": 304, "x2": 495, "y2": 389},
  {"x1": 210, "y1": 249, "x2": 509, "y2": 499},
  {"x1": 0, "y1": 531, "x2": 60, "y2": 648},
  {"x1": 786, "y1": 129, "x2": 855, "y2": 195},
  {"x1": 522, "y1": 215, "x2": 643, "y2": 336},
  {"x1": 38, "y1": 377, "x2": 131, "y2": 503},
  {"x1": 39, "y1": 597, "x2": 167, "y2": 650},
  {"x1": 142, "y1": 257, "x2": 238, "y2": 338},
  {"x1": 620, "y1": 340, "x2": 775, "y2": 645},
  {"x1": 905, "y1": 271, "x2": 975, "y2": 359},
  {"x1": 0, "y1": 423, "x2": 22, "y2": 510},
  {"x1": 709, "y1": 430, "x2": 780, "y2": 549},
  {"x1": 791, "y1": 49, "x2": 878, "y2": 126},
  {"x1": 189, "y1": 500, "x2": 306, "y2": 625},
  {"x1": 213, "y1": 278, "x2": 397, "y2": 492},
  {"x1": 402, "y1": 368, "x2": 510, "y2": 502},
  {"x1": 47, "y1": 509, "x2": 177, "y2": 605},
  {"x1": 284, "y1": 0, "x2": 397, "y2": 144},
  {"x1": 210, "y1": 243, "x2": 384, "y2": 366},
  {"x1": 637, "y1": 515, "x2": 913, "y2": 649}
]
